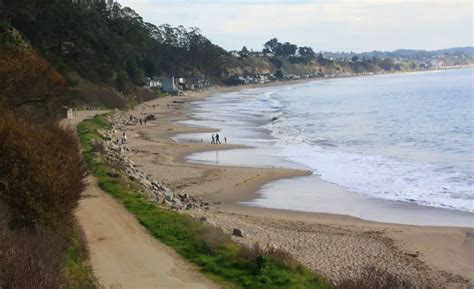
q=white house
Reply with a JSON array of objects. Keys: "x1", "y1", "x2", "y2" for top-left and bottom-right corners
[{"x1": 143, "y1": 77, "x2": 161, "y2": 90}]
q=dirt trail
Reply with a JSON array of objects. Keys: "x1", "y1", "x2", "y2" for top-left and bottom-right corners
[{"x1": 64, "y1": 111, "x2": 217, "y2": 289}]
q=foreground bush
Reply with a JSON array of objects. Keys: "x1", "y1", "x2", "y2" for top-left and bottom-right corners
[
  {"x1": 0, "y1": 110, "x2": 87, "y2": 229},
  {"x1": 0, "y1": 204, "x2": 97, "y2": 289},
  {"x1": 0, "y1": 204, "x2": 66, "y2": 289}
]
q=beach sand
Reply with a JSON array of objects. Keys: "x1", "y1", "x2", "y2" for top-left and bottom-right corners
[{"x1": 123, "y1": 86, "x2": 473, "y2": 287}]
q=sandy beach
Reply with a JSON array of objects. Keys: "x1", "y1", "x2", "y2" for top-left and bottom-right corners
[{"x1": 122, "y1": 85, "x2": 474, "y2": 288}]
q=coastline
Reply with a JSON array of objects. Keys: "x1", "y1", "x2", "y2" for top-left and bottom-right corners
[{"x1": 123, "y1": 83, "x2": 473, "y2": 286}]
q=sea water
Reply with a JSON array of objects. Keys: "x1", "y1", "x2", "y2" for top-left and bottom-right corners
[{"x1": 176, "y1": 69, "x2": 474, "y2": 221}]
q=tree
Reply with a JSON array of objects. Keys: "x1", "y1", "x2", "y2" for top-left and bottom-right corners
[
  {"x1": 298, "y1": 46, "x2": 316, "y2": 58},
  {"x1": 240, "y1": 46, "x2": 249, "y2": 58},
  {"x1": 351, "y1": 55, "x2": 359, "y2": 62},
  {"x1": 281, "y1": 42, "x2": 297, "y2": 57},
  {"x1": 317, "y1": 52, "x2": 325, "y2": 64},
  {"x1": 264, "y1": 38, "x2": 280, "y2": 54},
  {"x1": 380, "y1": 57, "x2": 394, "y2": 71},
  {"x1": 275, "y1": 70, "x2": 283, "y2": 79}
]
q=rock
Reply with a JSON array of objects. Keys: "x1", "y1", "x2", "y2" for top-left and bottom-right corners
[
  {"x1": 199, "y1": 216, "x2": 207, "y2": 223},
  {"x1": 172, "y1": 197, "x2": 182, "y2": 205},
  {"x1": 107, "y1": 171, "x2": 120, "y2": 178},
  {"x1": 186, "y1": 203, "x2": 193, "y2": 210},
  {"x1": 232, "y1": 228, "x2": 246, "y2": 238},
  {"x1": 164, "y1": 191, "x2": 174, "y2": 202},
  {"x1": 171, "y1": 199, "x2": 183, "y2": 210}
]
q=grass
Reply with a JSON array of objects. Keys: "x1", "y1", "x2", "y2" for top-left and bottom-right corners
[
  {"x1": 77, "y1": 114, "x2": 335, "y2": 289},
  {"x1": 63, "y1": 225, "x2": 97, "y2": 288}
]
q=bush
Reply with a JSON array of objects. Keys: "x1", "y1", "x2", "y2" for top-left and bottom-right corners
[
  {"x1": 0, "y1": 204, "x2": 66, "y2": 289},
  {"x1": 338, "y1": 266, "x2": 414, "y2": 289},
  {"x1": 135, "y1": 87, "x2": 158, "y2": 103},
  {"x1": 0, "y1": 45, "x2": 68, "y2": 121},
  {"x1": 0, "y1": 110, "x2": 87, "y2": 229},
  {"x1": 80, "y1": 87, "x2": 127, "y2": 109}
]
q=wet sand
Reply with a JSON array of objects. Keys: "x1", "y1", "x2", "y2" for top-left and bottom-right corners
[{"x1": 123, "y1": 87, "x2": 474, "y2": 287}]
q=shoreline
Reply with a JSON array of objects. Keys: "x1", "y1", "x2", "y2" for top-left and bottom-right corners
[{"x1": 123, "y1": 81, "x2": 474, "y2": 286}]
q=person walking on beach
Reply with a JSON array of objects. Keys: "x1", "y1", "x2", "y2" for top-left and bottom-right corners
[
  {"x1": 224, "y1": 137, "x2": 227, "y2": 144},
  {"x1": 139, "y1": 118, "x2": 143, "y2": 125},
  {"x1": 211, "y1": 133, "x2": 215, "y2": 144},
  {"x1": 215, "y1": 133, "x2": 221, "y2": 144},
  {"x1": 144, "y1": 117, "x2": 147, "y2": 125},
  {"x1": 123, "y1": 132, "x2": 127, "y2": 144}
]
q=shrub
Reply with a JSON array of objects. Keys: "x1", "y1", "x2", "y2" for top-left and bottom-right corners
[
  {"x1": 0, "y1": 204, "x2": 66, "y2": 289},
  {"x1": 135, "y1": 87, "x2": 158, "y2": 102},
  {"x1": 338, "y1": 266, "x2": 414, "y2": 289},
  {"x1": 0, "y1": 110, "x2": 87, "y2": 229},
  {"x1": 239, "y1": 243, "x2": 301, "y2": 271},
  {"x1": 81, "y1": 87, "x2": 127, "y2": 109},
  {"x1": 0, "y1": 45, "x2": 68, "y2": 121}
]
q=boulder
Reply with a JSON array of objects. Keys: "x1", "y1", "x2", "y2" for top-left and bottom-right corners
[
  {"x1": 232, "y1": 228, "x2": 246, "y2": 238},
  {"x1": 164, "y1": 191, "x2": 174, "y2": 202}
]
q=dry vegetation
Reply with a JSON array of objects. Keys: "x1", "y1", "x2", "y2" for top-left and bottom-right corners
[
  {"x1": 338, "y1": 266, "x2": 414, "y2": 289},
  {"x1": 0, "y1": 42, "x2": 94, "y2": 287},
  {"x1": 0, "y1": 204, "x2": 66, "y2": 289},
  {"x1": 0, "y1": 109, "x2": 86, "y2": 229}
]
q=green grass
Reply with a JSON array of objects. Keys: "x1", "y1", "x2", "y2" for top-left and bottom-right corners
[
  {"x1": 77, "y1": 115, "x2": 335, "y2": 289},
  {"x1": 63, "y1": 226, "x2": 97, "y2": 287}
]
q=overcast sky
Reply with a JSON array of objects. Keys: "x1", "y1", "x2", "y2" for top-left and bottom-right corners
[{"x1": 117, "y1": 0, "x2": 473, "y2": 52}]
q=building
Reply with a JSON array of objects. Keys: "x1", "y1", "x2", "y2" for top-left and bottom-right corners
[
  {"x1": 143, "y1": 77, "x2": 161, "y2": 91},
  {"x1": 185, "y1": 77, "x2": 210, "y2": 90},
  {"x1": 161, "y1": 76, "x2": 178, "y2": 94}
]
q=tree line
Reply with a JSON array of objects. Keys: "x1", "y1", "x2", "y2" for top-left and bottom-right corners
[{"x1": 0, "y1": 0, "x2": 228, "y2": 93}]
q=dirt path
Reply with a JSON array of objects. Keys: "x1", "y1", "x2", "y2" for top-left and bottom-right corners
[{"x1": 64, "y1": 111, "x2": 217, "y2": 289}]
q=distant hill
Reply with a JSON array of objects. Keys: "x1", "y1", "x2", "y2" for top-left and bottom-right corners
[{"x1": 323, "y1": 47, "x2": 474, "y2": 60}]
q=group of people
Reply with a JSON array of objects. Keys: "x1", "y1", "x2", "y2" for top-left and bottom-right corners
[
  {"x1": 211, "y1": 133, "x2": 227, "y2": 144},
  {"x1": 117, "y1": 131, "x2": 127, "y2": 146},
  {"x1": 129, "y1": 115, "x2": 147, "y2": 125}
]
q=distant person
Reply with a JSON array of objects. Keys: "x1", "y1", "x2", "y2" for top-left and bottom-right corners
[
  {"x1": 129, "y1": 115, "x2": 133, "y2": 121},
  {"x1": 139, "y1": 118, "x2": 143, "y2": 125},
  {"x1": 201, "y1": 138, "x2": 203, "y2": 143},
  {"x1": 215, "y1": 133, "x2": 221, "y2": 144},
  {"x1": 211, "y1": 133, "x2": 215, "y2": 144},
  {"x1": 123, "y1": 132, "x2": 127, "y2": 144},
  {"x1": 224, "y1": 137, "x2": 227, "y2": 144},
  {"x1": 153, "y1": 104, "x2": 155, "y2": 109},
  {"x1": 144, "y1": 117, "x2": 147, "y2": 125}
]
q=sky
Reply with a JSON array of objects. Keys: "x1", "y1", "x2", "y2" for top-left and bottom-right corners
[{"x1": 117, "y1": 0, "x2": 473, "y2": 53}]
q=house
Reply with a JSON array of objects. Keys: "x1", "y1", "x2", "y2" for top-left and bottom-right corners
[
  {"x1": 256, "y1": 73, "x2": 271, "y2": 84},
  {"x1": 143, "y1": 77, "x2": 161, "y2": 91},
  {"x1": 186, "y1": 77, "x2": 210, "y2": 90},
  {"x1": 231, "y1": 51, "x2": 241, "y2": 58},
  {"x1": 161, "y1": 76, "x2": 178, "y2": 94}
]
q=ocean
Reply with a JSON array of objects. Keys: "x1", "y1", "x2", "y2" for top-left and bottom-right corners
[{"x1": 176, "y1": 69, "x2": 474, "y2": 224}]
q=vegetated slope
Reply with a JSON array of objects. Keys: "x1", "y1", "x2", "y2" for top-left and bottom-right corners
[
  {"x1": 0, "y1": 0, "x2": 228, "y2": 93},
  {"x1": 0, "y1": 27, "x2": 95, "y2": 287}
]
